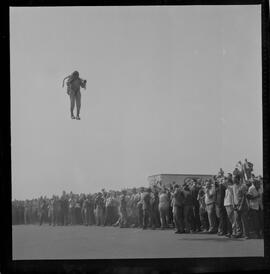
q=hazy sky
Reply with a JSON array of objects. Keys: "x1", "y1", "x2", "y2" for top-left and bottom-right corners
[{"x1": 10, "y1": 6, "x2": 262, "y2": 200}]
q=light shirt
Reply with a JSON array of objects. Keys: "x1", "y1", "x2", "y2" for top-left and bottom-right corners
[
  {"x1": 106, "y1": 197, "x2": 114, "y2": 207},
  {"x1": 159, "y1": 193, "x2": 169, "y2": 209},
  {"x1": 248, "y1": 185, "x2": 260, "y2": 210},
  {"x1": 224, "y1": 186, "x2": 234, "y2": 206},
  {"x1": 204, "y1": 187, "x2": 215, "y2": 205}
]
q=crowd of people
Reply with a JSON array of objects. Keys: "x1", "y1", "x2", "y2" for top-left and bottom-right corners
[{"x1": 12, "y1": 159, "x2": 264, "y2": 240}]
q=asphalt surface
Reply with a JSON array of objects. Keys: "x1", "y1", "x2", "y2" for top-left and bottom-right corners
[{"x1": 12, "y1": 225, "x2": 264, "y2": 260}]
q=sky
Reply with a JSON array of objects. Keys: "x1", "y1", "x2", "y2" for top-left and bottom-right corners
[{"x1": 10, "y1": 5, "x2": 262, "y2": 200}]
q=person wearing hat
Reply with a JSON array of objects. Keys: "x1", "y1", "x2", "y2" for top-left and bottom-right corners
[{"x1": 62, "y1": 70, "x2": 87, "y2": 120}]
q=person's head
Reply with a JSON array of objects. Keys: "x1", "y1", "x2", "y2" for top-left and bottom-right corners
[
  {"x1": 174, "y1": 184, "x2": 179, "y2": 190},
  {"x1": 227, "y1": 173, "x2": 233, "y2": 180},
  {"x1": 246, "y1": 179, "x2": 252, "y2": 188},
  {"x1": 72, "y1": 70, "x2": 79, "y2": 78},
  {"x1": 205, "y1": 181, "x2": 212, "y2": 189},
  {"x1": 227, "y1": 177, "x2": 233, "y2": 186},
  {"x1": 147, "y1": 188, "x2": 151, "y2": 193},
  {"x1": 184, "y1": 183, "x2": 190, "y2": 191},
  {"x1": 254, "y1": 179, "x2": 260, "y2": 189},
  {"x1": 160, "y1": 188, "x2": 165, "y2": 194},
  {"x1": 198, "y1": 188, "x2": 205, "y2": 196},
  {"x1": 214, "y1": 180, "x2": 219, "y2": 188},
  {"x1": 233, "y1": 174, "x2": 240, "y2": 185}
]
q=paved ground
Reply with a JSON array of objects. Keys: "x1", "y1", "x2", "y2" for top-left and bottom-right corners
[{"x1": 12, "y1": 225, "x2": 264, "y2": 260}]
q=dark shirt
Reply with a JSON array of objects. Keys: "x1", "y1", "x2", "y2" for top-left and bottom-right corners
[
  {"x1": 69, "y1": 78, "x2": 83, "y2": 93},
  {"x1": 141, "y1": 192, "x2": 151, "y2": 210},
  {"x1": 183, "y1": 189, "x2": 193, "y2": 206},
  {"x1": 151, "y1": 193, "x2": 159, "y2": 209},
  {"x1": 95, "y1": 196, "x2": 105, "y2": 208},
  {"x1": 237, "y1": 184, "x2": 249, "y2": 212},
  {"x1": 190, "y1": 186, "x2": 200, "y2": 207},
  {"x1": 173, "y1": 189, "x2": 185, "y2": 207},
  {"x1": 215, "y1": 184, "x2": 226, "y2": 207},
  {"x1": 61, "y1": 197, "x2": 69, "y2": 212}
]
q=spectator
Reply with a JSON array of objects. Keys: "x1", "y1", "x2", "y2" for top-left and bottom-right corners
[
  {"x1": 150, "y1": 189, "x2": 160, "y2": 229},
  {"x1": 119, "y1": 190, "x2": 128, "y2": 228},
  {"x1": 95, "y1": 193, "x2": 105, "y2": 226},
  {"x1": 190, "y1": 180, "x2": 201, "y2": 232},
  {"x1": 204, "y1": 180, "x2": 217, "y2": 233},
  {"x1": 232, "y1": 175, "x2": 250, "y2": 239},
  {"x1": 215, "y1": 178, "x2": 227, "y2": 236},
  {"x1": 172, "y1": 185, "x2": 185, "y2": 234},
  {"x1": 247, "y1": 179, "x2": 262, "y2": 238},
  {"x1": 183, "y1": 183, "x2": 194, "y2": 233},
  {"x1": 141, "y1": 188, "x2": 151, "y2": 229},
  {"x1": 224, "y1": 176, "x2": 234, "y2": 238},
  {"x1": 159, "y1": 188, "x2": 170, "y2": 229},
  {"x1": 197, "y1": 187, "x2": 209, "y2": 232}
]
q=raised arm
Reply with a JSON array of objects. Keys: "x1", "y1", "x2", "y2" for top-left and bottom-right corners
[{"x1": 62, "y1": 75, "x2": 71, "y2": 88}]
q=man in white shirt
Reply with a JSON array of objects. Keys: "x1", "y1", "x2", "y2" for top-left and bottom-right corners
[{"x1": 224, "y1": 177, "x2": 234, "y2": 237}]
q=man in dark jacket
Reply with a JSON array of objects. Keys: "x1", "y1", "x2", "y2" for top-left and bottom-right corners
[
  {"x1": 172, "y1": 184, "x2": 185, "y2": 233},
  {"x1": 190, "y1": 180, "x2": 201, "y2": 232},
  {"x1": 183, "y1": 183, "x2": 194, "y2": 233},
  {"x1": 215, "y1": 179, "x2": 227, "y2": 235},
  {"x1": 232, "y1": 175, "x2": 250, "y2": 239},
  {"x1": 141, "y1": 188, "x2": 151, "y2": 229},
  {"x1": 150, "y1": 189, "x2": 160, "y2": 229},
  {"x1": 61, "y1": 191, "x2": 69, "y2": 226}
]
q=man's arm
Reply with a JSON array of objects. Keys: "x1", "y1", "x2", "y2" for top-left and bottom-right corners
[{"x1": 62, "y1": 75, "x2": 71, "y2": 87}]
